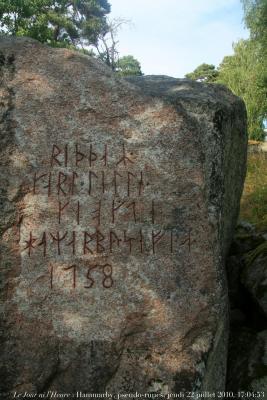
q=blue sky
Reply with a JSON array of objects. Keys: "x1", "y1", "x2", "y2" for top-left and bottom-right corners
[{"x1": 109, "y1": 0, "x2": 249, "y2": 78}]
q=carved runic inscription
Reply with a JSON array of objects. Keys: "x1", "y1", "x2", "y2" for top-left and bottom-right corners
[{"x1": 20, "y1": 143, "x2": 194, "y2": 290}]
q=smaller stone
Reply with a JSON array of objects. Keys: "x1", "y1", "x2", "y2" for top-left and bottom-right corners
[
  {"x1": 237, "y1": 220, "x2": 256, "y2": 233},
  {"x1": 226, "y1": 255, "x2": 245, "y2": 307},
  {"x1": 249, "y1": 330, "x2": 267, "y2": 392},
  {"x1": 230, "y1": 308, "x2": 246, "y2": 326},
  {"x1": 230, "y1": 233, "x2": 265, "y2": 255},
  {"x1": 227, "y1": 328, "x2": 255, "y2": 391},
  {"x1": 227, "y1": 329, "x2": 267, "y2": 392},
  {"x1": 242, "y1": 255, "x2": 267, "y2": 318}
]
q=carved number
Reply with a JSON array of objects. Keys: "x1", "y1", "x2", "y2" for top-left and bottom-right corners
[
  {"x1": 84, "y1": 264, "x2": 113, "y2": 289},
  {"x1": 102, "y1": 264, "x2": 113, "y2": 288}
]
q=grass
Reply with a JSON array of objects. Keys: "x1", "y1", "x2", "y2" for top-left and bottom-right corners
[{"x1": 239, "y1": 150, "x2": 267, "y2": 233}]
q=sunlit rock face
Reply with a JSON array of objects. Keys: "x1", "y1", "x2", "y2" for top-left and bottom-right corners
[{"x1": 0, "y1": 37, "x2": 247, "y2": 396}]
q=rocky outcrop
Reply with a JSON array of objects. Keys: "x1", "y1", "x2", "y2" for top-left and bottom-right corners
[
  {"x1": 0, "y1": 37, "x2": 247, "y2": 397},
  {"x1": 226, "y1": 223, "x2": 267, "y2": 392}
]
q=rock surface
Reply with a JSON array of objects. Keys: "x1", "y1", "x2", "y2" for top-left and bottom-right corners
[{"x1": 0, "y1": 37, "x2": 247, "y2": 397}]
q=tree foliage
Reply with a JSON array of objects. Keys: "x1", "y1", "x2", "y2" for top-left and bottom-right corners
[
  {"x1": 241, "y1": 0, "x2": 267, "y2": 50},
  {"x1": 0, "y1": 2, "x2": 143, "y2": 74},
  {"x1": 116, "y1": 55, "x2": 143, "y2": 77},
  {"x1": 0, "y1": 0, "x2": 111, "y2": 48},
  {"x1": 94, "y1": 17, "x2": 128, "y2": 70},
  {"x1": 217, "y1": 39, "x2": 266, "y2": 140},
  {"x1": 185, "y1": 63, "x2": 219, "y2": 82},
  {"x1": 218, "y1": 0, "x2": 267, "y2": 140},
  {"x1": 92, "y1": 17, "x2": 143, "y2": 75},
  {"x1": 186, "y1": 1, "x2": 267, "y2": 140}
]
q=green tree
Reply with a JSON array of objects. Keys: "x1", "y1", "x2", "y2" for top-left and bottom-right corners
[
  {"x1": 241, "y1": 0, "x2": 267, "y2": 50},
  {"x1": 0, "y1": 1, "x2": 144, "y2": 74},
  {"x1": 217, "y1": 39, "x2": 266, "y2": 140},
  {"x1": 185, "y1": 1, "x2": 267, "y2": 139},
  {"x1": 0, "y1": 0, "x2": 111, "y2": 48},
  {"x1": 116, "y1": 55, "x2": 143, "y2": 77},
  {"x1": 216, "y1": 0, "x2": 267, "y2": 140},
  {"x1": 94, "y1": 17, "x2": 128, "y2": 70},
  {"x1": 185, "y1": 63, "x2": 219, "y2": 82},
  {"x1": 93, "y1": 18, "x2": 143, "y2": 74}
]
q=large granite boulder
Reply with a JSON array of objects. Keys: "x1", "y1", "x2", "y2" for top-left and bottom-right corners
[{"x1": 0, "y1": 37, "x2": 247, "y2": 397}]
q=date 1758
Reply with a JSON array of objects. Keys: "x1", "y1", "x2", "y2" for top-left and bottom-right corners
[{"x1": 50, "y1": 263, "x2": 113, "y2": 289}]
